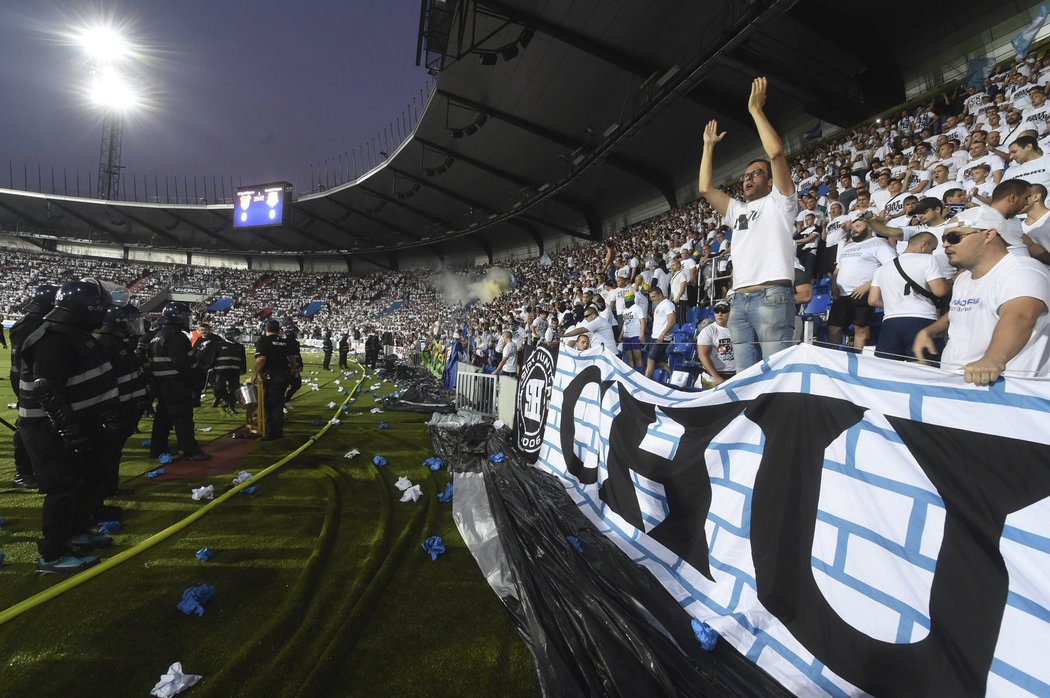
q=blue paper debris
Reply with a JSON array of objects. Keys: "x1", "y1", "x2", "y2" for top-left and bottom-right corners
[
  {"x1": 437, "y1": 482, "x2": 453, "y2": 503},
  {"x1": 311, "y1": 420, "x2": 326, "y2": 427},
  {"x1": 97, "y1": 521, "x2": 122, "y2": 535},
  {"x1": 141, "y1": 439, "x2": 152, "y2": 448},
  {"x1": 372, "y1": 455, "x2": 387, "y2": 467},
  {"x1": 195, "y1": 547, "x2": 213, "y2": 562},
  {"x1": 378, "y1": 422, "x2": 389, "y2": 430},
  {"x1": 566, "y1": 535, "x2": 584, "y2": 555},
  {"x1": 488, "y1": 452, "x2": 505, "y2": 464},
  {"x1": 421, "y1": 536, "x2": 446, "y2": 561},
  {"x1": 158, "y1": 453, "x2": 173, "y2": 465},
  {"x1": 146, "y1": 467, "x2": 166, "y2": 479},
  {"x1": 341, "y1": 404, "x2": 349, "y2": 412},
  {"x1": 241, "y1": 486, "x2": 257, "y2": 496},
  {"x1": 423, "y1": 457, "x2": 444, "y2": 471},
  {"x1": 691, "y1": 619, "x2": 719, "y2": 651},
  {"x1": 176, "y1": 584, "x2": 216, "y2": 617}
]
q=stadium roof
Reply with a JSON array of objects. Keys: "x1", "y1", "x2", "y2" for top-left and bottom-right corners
[{"x1": 0, "y1": 0, "x2": 1037, "y2": 267}]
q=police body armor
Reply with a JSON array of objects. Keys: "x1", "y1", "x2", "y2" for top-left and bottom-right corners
[
  {"x1": 148, "y1": 326, "x2": 196, "y2": 381},
  {"x1": 98, "y1": 330, "x2": 149, "y2": 414}
]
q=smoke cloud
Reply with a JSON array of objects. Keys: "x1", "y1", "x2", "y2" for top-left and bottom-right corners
[{"x1": 431, "y1": 267, "x2": 515, "y2": 305}]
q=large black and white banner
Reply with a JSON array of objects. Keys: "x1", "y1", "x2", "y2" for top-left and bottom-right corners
[{"x1": 527, "y1": 344, "x2": 1050, "y2": 697}]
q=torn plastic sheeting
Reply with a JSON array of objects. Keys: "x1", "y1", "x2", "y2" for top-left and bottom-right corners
[{"x1": 436, "y1": 428, "x2": 790, "y2": 698}]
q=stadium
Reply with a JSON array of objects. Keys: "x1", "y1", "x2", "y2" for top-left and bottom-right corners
[{"x1": 1, "y1": 0, "x2": 1049, "y2": 696}]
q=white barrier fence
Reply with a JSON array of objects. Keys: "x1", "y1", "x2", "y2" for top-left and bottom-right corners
[{"x1": 455, "y1": 364, "x2": 500, "y2": 416}]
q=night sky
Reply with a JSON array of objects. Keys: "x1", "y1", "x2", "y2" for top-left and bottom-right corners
[{"x1": 0, "y1": 0, "x2": 428, "y2": 196}]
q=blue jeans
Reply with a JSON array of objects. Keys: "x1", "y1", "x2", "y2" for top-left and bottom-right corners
[{"x1": 729, "y1": 285, "x2": 796, "y2": 371}]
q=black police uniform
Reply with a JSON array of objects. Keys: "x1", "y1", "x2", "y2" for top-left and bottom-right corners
[
  {"x1": 192, "y1": 332, "x2": 218, "y2": 404},
  {"x1": 98, "y1": 327, "x2": 149, "y2": 494},
  {"x1": 365, "y1": 333, "x2": 381, "y2": 368},
  {"x1": 211, "y1": 336, "x2": 246, "y2": 411},
  {"x1": 284, "y1": 334, "x2": 303, "y2": 405},
  {"x1": 254, "y1": 333, "x2": 292, "y2": 438},
  {"x1": 20, "y1": 312, "x2": 119, "y2": 562},
  {"x1": 322, "y1": 333, "x2": 333, "y2": 370},
  {"x1": 149, "y1": 324, "x2": 204, "y2": 457},
  {"x1": 337, "y1": 334, "x2": 350, "y2": 369},
  {"x1": 9, "y1": 307, "x2": 49, "y2": 488}
]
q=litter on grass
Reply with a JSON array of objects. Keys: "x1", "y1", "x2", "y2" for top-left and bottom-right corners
[
  {"x1": 232, "y1": 471, "x2": 252, "y2": 485},
  {"x1": 195, "y1": 547, "x2": 213, "y2": 562},
  {"x1": 400, "y1": 485, "x2": 422, "y2": 502},
  {"x1": 437, "y1": 482, "x2": 453, "y2": 503},
  {"x1": 97, "y1": 521, "x2": 121, "y2": 535},
  {"x1": 395, "y1": 476, "x2": 413, "y2": 491},
  {"x1": 176, "y1": 584, "x2": 215, "y2": 617},
  {"x1": 191, "y1": 485, "x2": 214, "y2": 501},
  {"x1": 344, "y1": 449, "x2": 361, "y2": 459},
  {"x1": 372, "y1": 455, "x2": 388, "y2": 467},
  {"x1": 146, "y1": 468, "x2": 166, "y2": 479},
  {"x1": 421, "y1": 536, "x2": 445, "y2": 560},
  {"x1": 149, "y1": 662, "x2": 202, "y2": 698}
]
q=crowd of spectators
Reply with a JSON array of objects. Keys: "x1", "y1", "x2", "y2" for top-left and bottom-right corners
[{"x1": 3, "y1": 46, "x2": 1049, "y2": 387}]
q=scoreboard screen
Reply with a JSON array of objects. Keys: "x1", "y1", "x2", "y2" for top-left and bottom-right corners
[{"x1": 233, "y1": 182, "x2": 290, "y2": 228}]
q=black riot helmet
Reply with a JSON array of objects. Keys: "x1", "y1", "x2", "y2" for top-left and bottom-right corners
[
  {"x1": 25, "y1": 284, "x2": 59, "y2": 315},
  {"x1": 223, "y1": 327, "x2": 241, "y2": 341},
  {"x1": 161, "y1": 302, "x2": 193, "y2": 331},
  {"x1": 102, "y1": 304, "x2": 145, "y2": 336},
  {"x1": 51, "y1": 278, "x2": 111, "y2": 329}
]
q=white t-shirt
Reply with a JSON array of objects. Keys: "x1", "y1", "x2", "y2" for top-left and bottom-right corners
[
  {"x1": 882, "y1": 193, "x2": 911, "y2": 218},
  {"x1": 697, "y1": 323, "x2": 735, "y2": 374},
  {"x1": 501, "y1": 340, "x2": 518, "y2": 375},
  {"x1": 870, "y1": 188, "x2": 892, "y2": 211},
  {"x1": 870, "y1": 253, "x2": 944, "y2": 320},
  {"x1": 899, "y1": 222, "x2": 955, "y2": 278},
  {"x1": 582, "y1": 315, "x2": 617, "y2": 351},
  {"x1": 797, "y1": 225, "x2": 820, "y2": 252},
  {"x1": 941, "y1": 254, "x2": 1050, "y2": 376},
  {"x1": 652, "y1": 267, "x2": 670, "y2": 297},
  {"x1": 836, "y1": 237, "x2": 898, "y2": 293},
  {"x1": 924, "y1": 180, "x2": 961, "y2": 202},
  {"x1": 1002, "y1": 154, "x2": 1050, "y2": 190},
  {"x1": 669, "y1": 271, "x2": 688, "y2": 302},
  {"x1": 620, "y1": 304, "x2": 644, "y2": 338},
  {"x1": 1022, "y1": 210, "x2": 1050, "y2": 250},
  {"x1": 959, "y1": 153, "x2": 1005, "y2": 182},
  {"x1": 1022, "y1": 103, "x2": 1050, "y2": 134},
  {"x1": 825, "y1": 214, "x2": 851, "y2": 248},
  {"x1": 651, "y1": 298, "x2": 676, "y2": 340},
  {"x1": 724, "y1": 185, "x2": 798, "y2": 289}
]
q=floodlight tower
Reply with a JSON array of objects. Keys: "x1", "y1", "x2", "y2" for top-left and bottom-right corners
[{"x1": 79, "y1": 26, "x2": 134, "y2": 200}]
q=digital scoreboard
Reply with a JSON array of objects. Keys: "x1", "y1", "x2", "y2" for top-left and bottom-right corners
[{"x1": 233, "y1": 182, "x2": 292, "y2": 229}]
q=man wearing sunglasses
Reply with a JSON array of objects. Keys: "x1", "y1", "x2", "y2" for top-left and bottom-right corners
[
  {"x1": 913, "y1": 208, "x2": 1050, "y2": 384},
  {"x1": 698, "y1": 77, "x2": 796, "y2": 370}
]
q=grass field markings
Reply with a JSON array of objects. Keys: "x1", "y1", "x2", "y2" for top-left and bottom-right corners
[
  {"x1": 230, "y1": 453, "x2": 396, "y2": 695},
  {"x1": 0, "y1": 362, "x2": 369, "y2": 627},
  {"x1": 292, "y1": 458, "x2": 432, "y2": 697}
]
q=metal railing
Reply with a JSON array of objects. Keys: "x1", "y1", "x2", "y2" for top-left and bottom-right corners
[{"x1": 455, "y1": 364, "x2": 499, "y2": 416}]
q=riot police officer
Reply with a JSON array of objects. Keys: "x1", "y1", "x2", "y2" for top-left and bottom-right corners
[
  {"x1": 322, "y1": 330, "x2": 333, "y2": 370},
  {"x1": 337, "y1": 333, "x2": 350, "y2": 369},
  {"x1": 98, "y1": 304, "x2": 149, "y2": 496},
  {"x1": 283, "y1": 326, "x2": 303, "y2": 406},
  {"x1": 211, "y1": 328, "x2": 246, "y2": 414},
  {"x1": 193, "y1": 322, "x2": 218, "y2": 403},
  {"x1": 365, "y1": 331, "x2": 382, "y2": 369},
  {"x1": 19, "y1": 279, "x2": 120, "y2": 573},
  {"x1": 250, "y1": 319, "x2": 291, "y2": 440},
  {"x1": 148, "y1": 302, "x2": 210, "y2": 460},
  {"x1": 9, "y1": 284, "x2": 58, "y2": 489}
]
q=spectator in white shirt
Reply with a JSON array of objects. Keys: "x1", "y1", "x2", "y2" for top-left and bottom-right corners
[
  {"x1": 696, "y1": 300, "x2": 735, "y2": 386},
  {"x1": 868, "y1": 231, "x2": 949, "y2": 361},
  {"x1": 829, "y1": 219, "x2": 898, "y2": 350},
  {"x1": 914, "y1": 207, "x2": 1050, "y2": 383}
]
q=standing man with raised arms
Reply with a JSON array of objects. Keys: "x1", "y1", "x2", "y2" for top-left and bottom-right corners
[{"x1": 698, "y1": 77, "x2": 797, "y2": 370}]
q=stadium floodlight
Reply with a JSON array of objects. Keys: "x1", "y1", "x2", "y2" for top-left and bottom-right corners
[
  {"x1": 88, "y1": 67, "x2": 139, "y2": 111},
  {"x1": 77, "y1": 25, "x2": 129, "y2": 63}
]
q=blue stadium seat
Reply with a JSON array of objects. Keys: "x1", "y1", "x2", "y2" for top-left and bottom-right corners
[{"x1": 803, "y1": 293, "x2": 832, "y2": 317}]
